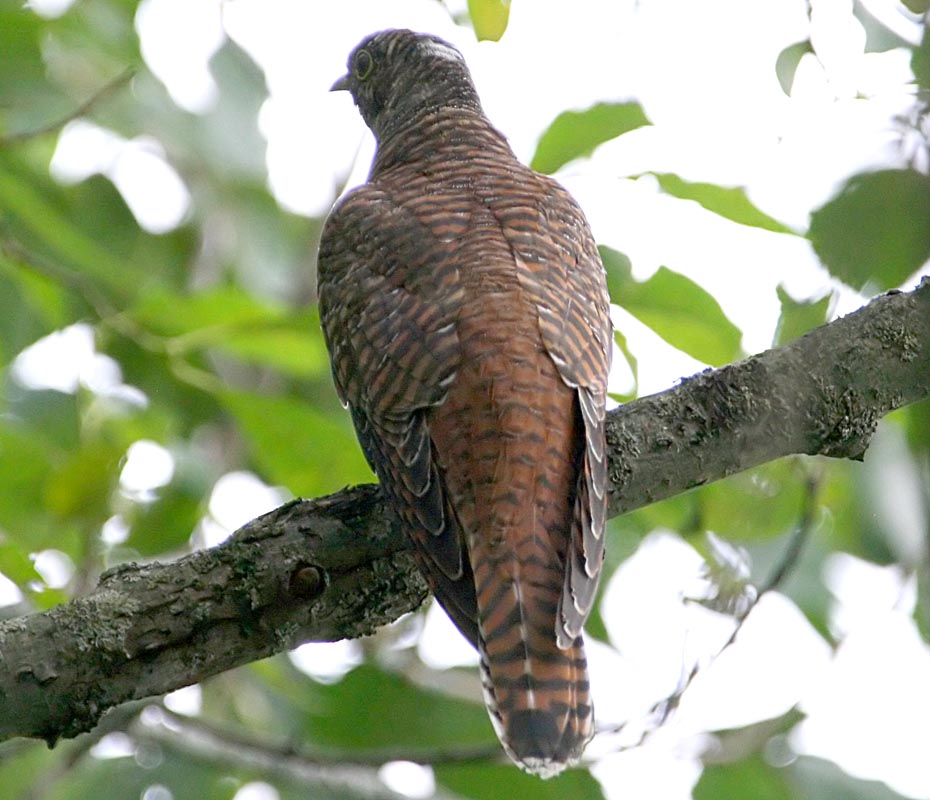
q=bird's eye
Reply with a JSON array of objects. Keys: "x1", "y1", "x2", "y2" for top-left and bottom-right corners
[{"x1": 354, "y1": 49, "x2": 374, "y2": 80}]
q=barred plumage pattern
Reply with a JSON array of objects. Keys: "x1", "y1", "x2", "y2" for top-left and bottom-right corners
[{"x1": 318, "y1": 29, "x2": 611, "y2": 778}]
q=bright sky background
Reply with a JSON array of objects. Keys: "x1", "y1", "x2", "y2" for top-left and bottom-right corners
[{"x1": 12, "y1": 0, "x2": 930, "y2": 798}]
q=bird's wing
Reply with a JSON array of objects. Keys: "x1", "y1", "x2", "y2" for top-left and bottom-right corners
[
  {"x1": 507, "y1": 174, "x2": 613, "y2": 646},
  {"x1": 317, "y1": 183, "x2": 479, "y2": 647}
]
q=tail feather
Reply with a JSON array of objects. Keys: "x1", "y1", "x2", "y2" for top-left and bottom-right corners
[
  {"x1": 422, "y1": 300, "x2": 602, "y2": 778},
  {"x1": 479, "y1": 634, "x2": 593, "y2": 778}
]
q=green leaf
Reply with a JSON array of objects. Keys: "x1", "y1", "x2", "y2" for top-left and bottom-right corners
[
  {"x1": 0, "y1": 418, "x2": 57, "y2": 541},
  {"x1": 189, "y1": 40, "x2": 269, "y2": 181},
  {"x1": 130, "y1": 286, "x2": 329, "y2": 378},
  {"x1": 40, "y1": 736, "x2": 252, "y2": 800},
  {"x1": 853, "y1": 1, "x2": 913, "y2": 53},
  {"x1": 44, "y1": 0, "x2": 142, "y2": 74},
  {"x1": 809, "y1": 169, "x2": 930, "y2": 290},
  {"x1": 468, "y1": 0, "x2": 511, "y2": 42},
  {"x1": 649, "y1": 172, "x2": 797, "y2": 234},
  {"x1": 910, "y1": 24, "x2": 930, "y2": 91},
  {"x1": 438, "y1": 762, "x2": 605, "y2": 799},
  {"x1": 0, "y1": 8, "x2": 69, "y2": 133},
  {"x1": 611, "y1": 326, "x2": 638, "y2": 402},
  {"x1": 698, "y1": 461, "x2": 807, "y2": 542},
  {"x1": 44, "y1": 443, "x2": 121, "y2": 521},
  {"x1": 790, "y1": 755, "x2": 914, "y2": 800},
  {"x1": 218, "y1": 319, "x2": 329, "y2": 379},
  {"x1": 0, "y1": 539, "x2": 42, "y2": 589},
  {"x1": 0, "y1": 159, "x2": 195, "y2": 307},
  {"x1": 130, "y1": 285, "x2": 280, "y2": 337},
  {"x1": 0, "y1": 155, "x2": 147, "y2": 300},
  {"x1": 601, "y1": 245, "x2": 634, "y2": 301},
  {"x1": 0, "y1": 255, "x2": 74, "y2": 366},
  {"x1": 531, "y1": 102, "x2": 651, "y2": 174},
  {"x1": 126, "y1": 475, "x2": 206, "y2": 556},
  {"x1": 823, "y1": 460, "x2": 896, "y2": 566},
  {"x1": 64, "y1": 174, "x2": 197, "y2": 290},
  {"x1": 3, "y1": 386, "x2": 80, "y2": 453},
  {"x1": 897, "y1": 397, "x2": 930, "y2": 457},
  {"x1": 0, "y1": 741, "x2": 61, "y2": 800},
  {"x1": 775, "y1": 40, "x2": 813, "y2": 95},
  {"x1": 304, "y1": 663, "x2": 492, "y2": 749},
  {"x1": 220, "y1": 390, "x2": 373, "y2": 496},
  {"x1": 695, "y1": 753, "x2": 794, "y2": 800},
  {"x1": 773, "y1": 284, "x2": 832, "y2": 346},
  {"x1": 601, "y1": 246, "x2": 743, "y2": 366},
  {"x1": 627, "y1": 492, "x2": 700, "y2": 537}
]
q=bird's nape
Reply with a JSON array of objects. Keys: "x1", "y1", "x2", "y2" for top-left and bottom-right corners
[{"x1": 330, "y1": 29, "x2": 483, "y2": 143}]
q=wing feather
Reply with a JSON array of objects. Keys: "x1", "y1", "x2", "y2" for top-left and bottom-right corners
[
  {"x1": 501, "y1": 175, "x2": 612, "y2": 646},
  {"x1": 318, "y1": 183, "x2": 479, "y2": 647}
]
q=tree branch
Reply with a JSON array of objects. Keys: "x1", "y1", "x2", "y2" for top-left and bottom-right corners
[
  {"x1": 136, "y1": 707, "x2": 467, "y2": 800},
  {"x1": 606, "y1": 280, "x2": 930, "y2": 513},
  {"x1": 1, "y1": 278, "x2": 928, "y2": 745}
]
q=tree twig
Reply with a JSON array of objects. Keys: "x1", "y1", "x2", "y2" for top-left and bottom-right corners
[
  {"x1": 153, "y1": 706, "x2": 503, "y2": 768},
  {"x1": 600, "y1": 463, "x2": 823, "y2": 745},
  {"x1": 0, "y1": 68, "x2": 136, "y2": 148},
  {"x1": 136, "y1": 706, "x2": 462, "y2": 800},
  {"x1": 756, "y1": 467, "x2": 822, "y2": 597}
]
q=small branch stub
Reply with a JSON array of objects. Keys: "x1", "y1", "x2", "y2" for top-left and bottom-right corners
[{"x1": 289, "y1": 565, "x2": 326, "y2": 601}]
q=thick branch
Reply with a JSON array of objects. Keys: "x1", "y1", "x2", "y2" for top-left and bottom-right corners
[
  {"x1": 1, "y1": 278, "x2": 928, "y2": 745},
  {"x1": 0, "y1": 490, "x2": 426, "y2": 745},
  {"x1": 606, "y1": 279, "x2": 930, "y2": 513}
]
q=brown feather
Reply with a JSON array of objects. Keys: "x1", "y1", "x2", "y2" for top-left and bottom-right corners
[{"x1": 317, "y1": 29, "x2": 611, "y2": 777}]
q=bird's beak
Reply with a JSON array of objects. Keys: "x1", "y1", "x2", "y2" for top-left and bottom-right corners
[{"x1": 330, "y1": 74, "x2": 350, "y2": 92}]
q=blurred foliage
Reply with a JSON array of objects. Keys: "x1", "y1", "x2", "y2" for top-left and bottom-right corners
[
  {"x1": 773, "y1": 284, "x2": 832, "y2": 347},
  {"x1": 645, "y1": 172, "x2": 797, "y2": 235},
  {"x1": 697, "y1": 754, "x2": 915, "y2": 800},
  {"x1": 531, "y1": 101, "x2": 651, "y2": 174},
  {"x1": 913, "y1": 21, "x2": 930, "y2": 86},
  {"x1": 0, "y1": 2, "x2": 927, "y2": 799},
  {"x1": 809, "y1": 169, "x2": 930, "y2": 291},
  {"x1": 467, "y1": 0, "x2": 511, "y2": 42},
  {"x1": 601, "y1": 246, "x2": 744, "y2": 366},
  {"x1": 776, "y1": 41, "x2": 815, "y2": 95}
]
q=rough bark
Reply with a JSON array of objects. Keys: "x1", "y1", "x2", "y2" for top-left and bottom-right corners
[
  {"x1": 606, "y1": 280, "x2": 930, "y2": 513},
  {"x1": 1, "y1": 278, "x2": 928, "y2": 745}
]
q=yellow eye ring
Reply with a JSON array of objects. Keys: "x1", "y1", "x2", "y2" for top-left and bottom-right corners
[{"x1": 354, "y1": 49, "x2": 374, "y2": 81}]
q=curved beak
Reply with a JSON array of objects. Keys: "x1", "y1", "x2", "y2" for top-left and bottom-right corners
[{"x1": 330, "y1": 74, "x2": 350, "y2": 92}]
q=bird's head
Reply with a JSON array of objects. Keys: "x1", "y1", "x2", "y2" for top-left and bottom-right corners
[{"x1": 332, "y1": 29, "x2": 483, "y2": 142}]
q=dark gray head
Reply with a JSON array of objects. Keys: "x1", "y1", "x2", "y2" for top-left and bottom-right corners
[{"x1": 332, "y1": 29, "x2": 483, "y2": 142}]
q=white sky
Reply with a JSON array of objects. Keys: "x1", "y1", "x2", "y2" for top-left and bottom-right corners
[{"x1": 14, "y1": 0, "x2": 930, "y2": 797}]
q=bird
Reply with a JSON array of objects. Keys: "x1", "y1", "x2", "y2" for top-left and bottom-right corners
[{"x1": 317, "y1": 29, "x2": 611, "y2": 778}]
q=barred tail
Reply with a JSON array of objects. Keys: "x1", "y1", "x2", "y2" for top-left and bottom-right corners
[
  {"x1": 478, "y1": 625, "x2": 593, "y2": 778},
  {"x1": 473, "y1": 544, "x2": 594, "y2": 778}
]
